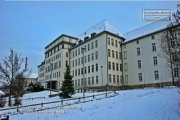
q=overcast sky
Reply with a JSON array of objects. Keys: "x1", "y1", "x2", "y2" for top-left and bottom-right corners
[{"x1": 0, "y1": 0, "x2": 178, "y2": 77}]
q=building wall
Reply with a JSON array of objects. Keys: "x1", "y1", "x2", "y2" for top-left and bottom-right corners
[
  {"x1": 122, "y1": 31, "x2": 172, "y2": 86},
  {"x1": 38, "y1": 35, "x2": 77, "y2": 89},
  {"x1": 70, "y1": 32, "x2": 124, "y2": 90}
]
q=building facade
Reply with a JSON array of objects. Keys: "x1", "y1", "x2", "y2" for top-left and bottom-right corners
[{"x1": 38, "y1": 20, "x2": 178, "y2": 90}]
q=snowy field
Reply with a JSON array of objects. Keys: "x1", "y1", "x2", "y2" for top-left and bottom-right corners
[{"x1": 1, "y1": 87, "x2": 180, "y2": 120}]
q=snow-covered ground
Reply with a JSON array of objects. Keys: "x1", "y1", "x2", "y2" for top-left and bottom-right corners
[{"x1": 1, "y1": 87, "x2": 180, "y2": 120}]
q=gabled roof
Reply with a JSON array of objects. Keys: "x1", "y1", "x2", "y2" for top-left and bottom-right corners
[
  {"x1": 76, "y1": 19, "x2": 124, "y2": 41},
  {"x1": 123, "y1": 20, "x2": 170, "y2": 42}
]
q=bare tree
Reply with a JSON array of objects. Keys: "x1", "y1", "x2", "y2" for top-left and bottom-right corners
[
  {"x1": 160, "y1": 3, "x2": 180, "y2": 85},
  {"x1": 0, "y1": 49, "x2": 31, "y2": 106}
]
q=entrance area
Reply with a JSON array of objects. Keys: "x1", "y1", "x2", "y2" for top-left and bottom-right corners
[{"x1": 47, "y1": 81, "x2": 57, "y2": 89}]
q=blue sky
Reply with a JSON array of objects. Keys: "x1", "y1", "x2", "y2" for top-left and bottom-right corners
[{"x1": 0, "y1": 1, "x2": 178, "y2": 77}]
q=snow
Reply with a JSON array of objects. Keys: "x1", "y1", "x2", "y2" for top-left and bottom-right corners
[
  {"x1": 1, "y1": 87, "x2": 179, "y2": 120},
  {"x1": 0, "y1": 90, "x2": 4, "y2": 95},
  {"x1": 76, "y1": 20, "x2": 124, "y2": 43},
  {"x1": 124, "y1": 21, "x2": 170, "y2": 42}
]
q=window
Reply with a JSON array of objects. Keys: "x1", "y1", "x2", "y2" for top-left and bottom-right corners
[
  {"x1": 84, "y1": 56, "x2": 87, "y2": 63},
  {"x1": 172, "y1": 52, "x2": 177, "y2": 62},
  {"x1": 66, "y1": 52, "x2": 68, "y2": 57},
  {"x1": 96, "y1": 76, "x2": 98, "y2": 84},
  {"x1": 124, "y1": 63, "x2": 128, "y2": 71},
  {"x1": 137, "y1": 48, "x2": 140, "y2": 56},
  {"x1": 84, "y1": 45, "x2": 86, "y2": 52},
  {"x1": 113, "y1": 75, "x2": 116, "y2": 83},
  {"x1": 59, "y1": 61, "x2": 61, "y2": 68},
  {"x1": 85, "y1": 67, "x2": 87, "y2": 74},
  {"x1": 116, "y1": 51, "x2": 118, "y2": 59},
  {"x1": 91, "y1": 53, "x2": 94, "y2": 61},
  {"x1": 108, "y1": 62, "x2": 111, "y2": 70},
  {"x1": 81, "y1": 79, "x2": 83, "y2": 86},
  {"x1": 88, "y1": 55, "x2": 90, "y2": 62},
  {"x1": 91, "y1": 42, "x2": 94, "y2": 50},
  {"x1": 78, "y1": 79, "x2": 80, "y2": 86},
  {"x1": 117, "y1": 75, "x2": 119, "y2": 83},
  {"x1": 78, "y1": 49, "x2": 80, "y2": 55},
  {"x1": 136, "y1": 40, "x2": 139, "y2": 44},
  {"x1": 174, "y1": 68, "x2": 179, "y2": 77},
  {"x1": 75, "y1": 80, "x2": 77, "y2": 87},
  {"x1": 109, "y1": 74, "x2": 112, "y2": 83},
  {"x1": 78, "y1": 58, "x2": 80, "y2": 65},
  {"x1": 152, "y1": 43, "x2": 156, "y2": 52},
  {"x1": 125, "y1": 75, "x2": 128, "y2": 84},
  {"x1": 92, "y1": 65, "x2": 94, "y2": 72},
  {"x1": 115, "y1": 40, "x2": 118, "y2": 47},
  {"x1": 96, "y1": 63, "x2": 98, "y2": 71},
  {"x1": 108, "y1": 49, "x2": 111, "y2": 57},
  {"x1": 138, "y1": 60, "x2": 141, "y2": 69},
  {"x1": 107, "y1": 37, "x2": 110, "y2": 45},
  {"x1": 73, "y1": 61, "x2": 74, "y2": 67},
  {"x1": 73, "y1": 51, "x2": 74, "y2": 58},
  {"x1": 153, "y1": 57, "x2": 158, "y2": 66},
  {"x1": 120, "y1": 64, "x2": 122, "y2": 71},
  {"x1": 154, "y1": 71, "x2": 159, "y2": 80},
  {"x1": 116, "y1": 63, "x2": 119, "y2": 71},
  {"x1": 75, "y1": 60, "x2": 77, "y2": 66},
  {"x1": 78, "y1": 69, "x2": 80, "y2": 76},
  {"x1": 66, "y1": 60, "x2": 68, "y2": 67},
  {"x1": 75, "y1": 50, "x2": 77, "y2": 56},
  {"x1": 119, "y1": 52, "x2": 122, "y2": 60},
  {"x1": 81, "y1": 57, "x2": 83, "y2": 64},
  {"x1": 75, "y1": 70, "x2": 77, "y2": 76},
  {"x1": 112, "y1": 50, "x2": 114, "y2": 58},
  {"x1": 88, "y1": 77, "x2": 90, "y2": 85},
  {"x1": 111, "y1": 39, "x2": 114, "y2": 46},
  {"x1": 88, "y1": 44, "x2": 90, "y2": 51},
  {"x1": 151, "y1": 35, "x2": 155, "y2": 39},
  {"x1": 95, "y1": 40, "x2": 98, "y2": 48},
  {"x1": 88, "y1": 66, "x2": 90, "y2": 73},
  {"x1": 81, "y1": 68, "x2": 83, "y2": 75},
  {"x1": 95, "y1": 52, "x2": 98, "y2": 60},
  {"x1": 124, "y1": 51, "x2": 127, "y2": 59},
  {"x1": 92, "y1": 77, "x2": 94, "y2": 85},
  {"x1": 112, "y1": 62, "x2": 115, "y2": 70},
  {"x1": 139, "y1": 73, "x2": 142, "y2": 82}
]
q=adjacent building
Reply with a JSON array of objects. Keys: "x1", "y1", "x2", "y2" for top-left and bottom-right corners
[{"x1": 38, "y1": 20, "x2": 179, "y2": 90}]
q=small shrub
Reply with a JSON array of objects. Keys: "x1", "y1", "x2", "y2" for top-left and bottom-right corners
[
  {"x1": 13, "y1": 98, "x2": 22, "y2": 106},
  {"x1": 156, "y1": 83, "x2": 160, "y2": 88},
  {"x1": 0, "y1": 98, "x2": 6, "y2": 108}
]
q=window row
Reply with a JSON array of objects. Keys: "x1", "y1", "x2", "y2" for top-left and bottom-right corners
[
  {"x1": 74, "y1": 76, "x2": 99, "y2": 87},
  {"x1": 46, "y1": 53, "x2": 61, "y2": 64},
  {"x1": 45, "y1": 71, "x2": 61, "y2": 80},
  {"x1": 72, "y1": 40, "x2": 98, "y2": 58},
  {"x1": 137, "y1": 57, "x2": 158, "y2": 69},
  {"x1": 73, "y1": 64, "x2": 99, "y2": 76},
  {"x1": 107, "y1": 37, "x2": 121, "y2": 48},
  {"x1": 108, "y1": 74, "x2": 122, "y2": 83},
  {"x1": 72, "y1": 52, "x2": 98, "y2": 67},
  {"x1": 108, "y1": 49, "x2": 122, "y2": 59},
  {"x1": 108, "y1": 62, "x2": 122, "y2": 71}
]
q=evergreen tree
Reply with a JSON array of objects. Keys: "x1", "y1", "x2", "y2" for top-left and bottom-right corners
[{"x1": 59, "y1": 65, "x2": 75, "y2": 98}]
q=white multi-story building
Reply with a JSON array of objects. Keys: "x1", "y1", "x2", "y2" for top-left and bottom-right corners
[{"x1": 38, "y1": 20, "x2": 178, "y2": 90}]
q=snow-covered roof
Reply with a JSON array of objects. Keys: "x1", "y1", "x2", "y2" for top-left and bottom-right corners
[
  {"x1": 76, "y1": 20, "x2": 124, "y2": 41},
  {"x1": 124, "y1": 21, "x2": 170, "y2": 42},
  {"x1": 0, "y1": 90, "x2": 4, "y2": 95}
]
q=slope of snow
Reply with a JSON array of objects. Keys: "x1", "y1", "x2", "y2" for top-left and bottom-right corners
[
  {"x1": 124, "y1": 21, "x2": 169, "y2": 42},
  {"x1": 0, "y1": 90, "x2": 4, "y2": 95},
  {"x1": 76, "y1": 20, "x2": 124, "y2": 42},
  {"x1": 7, "y1": 87, "x2": 180, "y2": 120}
]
